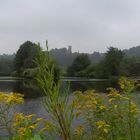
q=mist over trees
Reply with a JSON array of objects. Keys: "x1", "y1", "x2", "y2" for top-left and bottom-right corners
[
  {"x1": 0, "y1": 54, "x2": 15, "y2": 76},
  {"x1": 123, "y1": 46, "x2": 140, "y2": 57},
  {"x1": 50, "y1": 46, "x2": 104, "y2": 67}
]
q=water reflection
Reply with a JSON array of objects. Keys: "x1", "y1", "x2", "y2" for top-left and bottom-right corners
[
  {"x1": 0, "y1": 79, "x2": 139, "y2": 98},
  {"x1": 69, "y1": 80, "x2": 118, "y2": 93},
  {"x1": 13, "y1": 80, "x2": 43, "y2": 98}
]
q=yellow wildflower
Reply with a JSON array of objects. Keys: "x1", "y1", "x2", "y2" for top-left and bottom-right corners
[
  {"x1": 76, "y1": 111, "x2": 82, "y2": 118},
  {"x1": 99, "y1": 105, "x2": 106, "y2": 110},
  {"x1": 130, "y1": 102, "x2": 138, "y2": 115},
  {"x1": 43, "y1": 120, "x2": 54, "y2": 131},
  {"x1": 28, "y1": 124, "x2": 37, "y2": 129},
  {"x1": 26, "y1": 114, "x2": 35, "y2": 121},
  {"x1": 75, "y1": 125, "x2": 84, "y2": 136},
  {"x1": 6, "y1": 93, "x2": 24, "y2": 104},
  {"x1": 86, "y1": 115, "x2": 92, "y2": 122},
  {"x1": 74, "y1": 103, "x2": 82, "y2": 110},
  {"x1": 15, "y1": 113, "x2": 24, "y2": 123},
  {"x1": 95, "y1": 120, "x2": 110, "y2": 134},
  {"x1": 0, "y1": 93, "x2": 8, "y2": 103},
  {"x1": 119, "y1": 77, "x2": 136, "y2": 92},
  {"x1": 18, "y1": 127, "x2": 26, "y2": 136},
  {"x1": 109, "y1": 98, "x2": 115, "y2": 103}
]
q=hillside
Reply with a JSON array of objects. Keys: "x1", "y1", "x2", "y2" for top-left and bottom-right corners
[
  {"x1": 50, "y1": 46, "x2": 104, "y2": 67},
  {"x1": 0, "y1": 45, "x2": 140, "y2": 72},
  {"x1": 50, "y1": 46, "x2": 140, "y2": 67},
  {"x1": 123, "y1": 46, "x2": 140, "y2": 57}
]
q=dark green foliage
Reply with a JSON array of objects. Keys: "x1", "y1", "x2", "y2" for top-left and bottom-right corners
[
  {"x1": 36, "y1": 41, "x2": 60, "y2": 83},
  {"x1": 50, "y1": 46, "x2": 140, "y2": 69},
  {"x1": 22, "y1": 68, "x2": 38, "y2": 78},
  {"x1": 120, "y1": 57, "x2": 140, "y2": 76},
  {"x1": 123, "y1": 46, "x2": 140, "y2": 57},
  {"x1": 14, "y1": 41, "x2": 40, "y2": 75},
  {"x1": 67, "y1": 54, "x2": 91, "y2": 77},
  {"x1": 0, "y1": 54, "x2": 15, "y2": 76},
  {"x1": 94, "y1": 60, "x2": 108, "y2": 78},
  {"x1": 88, "y1": 51, "x2": 104, "y2": 64},
  {"x1": 50, "y1": 47, "x2": 79, "y2": 67},
  {"x1": 0, "y1": 43, "x2": 140, "y2": 77},
  {"x1": 104, "y1": 47, "x2": 124, "y2": 76},
  {"x1": 50, "y1": 47, "x2": 103, "y2": 68},
  {"x1": 94, "y1": 47, "x2": 124, "y2": 78}
]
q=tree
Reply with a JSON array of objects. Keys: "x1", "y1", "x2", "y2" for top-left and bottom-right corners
[
  {"x1": 95, "y1": 47, "x2": 124, "y2": 78},
  {"x1": 120, "y1": 57, "x2": 140, "y2": 76},
  {"x1": 0, "y1": 54, "x2": 14, "y2": 76},
  {"x1": 14, "y1": 41, "x2": 40, "y2": 74},
  {"x1": 67, "y1": 54, "x2": 91, "y2": 76},
  {"x1": 104, "y1": 47, "x2": 124, "y2": 76}
]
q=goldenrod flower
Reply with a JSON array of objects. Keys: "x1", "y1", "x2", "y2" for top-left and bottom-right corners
[
  {"x1": 99, "y1": 105, "x2": 106, "y2": 110},
  {"x1": 15, "y1": 113, "x2": 24, "y2": 123},
  {"x1": 108, "y1": 98, "x2": 115, "y2": 103},
  {"x1": 130, "y1": 102, "x2": 138, "y2": 115},
  {"x1": 119, "y1": 77, "x2": 136, "y2": 93},
  {"x1": 75, "y1": 125, "x2": 84, "y2": 136},
  {"x1": 43, "y1": 120, "x2": 54, "y2": 131},
  {"x1": 0, "y1": 93, "x2": 8, "y2": 103},
  {"x1": 26, "y1": 114, "x2": 36, "y2": 121},
  {"x1": 18, "y1": 127, "x2": 26, "y2": 136},
  {"x1": 28, "y1": 124, "x2": 37, "y2": 129},
  {"x1": 95, "y1": 120, "x2": 110, "y2": 134},
  {"x1": 76, "y1": 111, "x2": 82, "y2": 118},
  {"x1": 6, "y1": 93, "x2": 24, "y2": 104}
]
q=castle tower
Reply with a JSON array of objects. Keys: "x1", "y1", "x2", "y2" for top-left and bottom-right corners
[{"x1": 68, "y1": 45, "x2": 72, "y2": 54}]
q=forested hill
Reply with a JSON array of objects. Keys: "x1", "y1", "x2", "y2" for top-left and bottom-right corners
[
  {"x1": 123, "y1": 46, "x2": 140, "y2": 57},
  {"x1": 50, "y1": 47, "x2": 104, "y2": 67},
  {"x1": 0, "y1": 45, "x2": 140, "y2": 75},
  {"x1": 50, "y1": 46, "x2": 140, "y2": 67}
]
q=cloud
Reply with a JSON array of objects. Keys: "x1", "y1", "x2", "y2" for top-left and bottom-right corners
[{"x1": 0, "y1": 0, "x2": 140, "y2": 54}]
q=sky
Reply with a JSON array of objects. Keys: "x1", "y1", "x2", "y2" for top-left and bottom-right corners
[{"x1": 1, "y1": 0, "x2": 140, "y2": 54}]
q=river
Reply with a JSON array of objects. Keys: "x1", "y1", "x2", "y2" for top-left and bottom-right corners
[{"x1": 0, "y1": 77, "x2": 139, "y2": 116}]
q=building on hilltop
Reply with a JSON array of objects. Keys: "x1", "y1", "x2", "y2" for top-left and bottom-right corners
[{"x1": 68, "y1": 45, "x2": 72, "y2": 54}]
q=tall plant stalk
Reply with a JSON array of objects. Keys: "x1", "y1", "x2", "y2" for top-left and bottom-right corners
[{"x1": 35, "y1": 41, "x2": 74, "y2": 140}]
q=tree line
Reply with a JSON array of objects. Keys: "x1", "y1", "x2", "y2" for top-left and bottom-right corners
[
  {"x1": 0, "y1": 40, "x2": 140, "y2": 78},
  {"x1": 67, "y1": 47, "x2": 140, "y2": 78}
]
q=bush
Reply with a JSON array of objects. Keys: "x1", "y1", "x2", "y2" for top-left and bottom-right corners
[{"x1": 22, "y1": 68, "x2": 38, "y2": 78}]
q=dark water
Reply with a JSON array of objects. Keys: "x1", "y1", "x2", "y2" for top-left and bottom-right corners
[
  {"x1": 0, "y1": 78, "x2": 117, "y2": 97},
  {"x1": 0, "y1": 78, "x2": 139, "y2": 116},
  {"x1": 0, "y1": 78, "x2": 116, "y2": 115}
]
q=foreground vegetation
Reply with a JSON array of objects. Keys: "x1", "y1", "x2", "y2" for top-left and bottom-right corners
[{"x1": 0, "y1": 46, "x2": 140, "y2": 140}]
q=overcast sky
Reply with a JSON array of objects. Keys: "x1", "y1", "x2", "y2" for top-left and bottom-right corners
[{"x1": 1, "y1": 0, "x2": 140, "y2": 54}]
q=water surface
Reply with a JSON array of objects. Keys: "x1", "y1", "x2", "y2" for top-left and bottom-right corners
[{"x1": 0, "y1": 77, "x2": 139, "y2": 117}]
